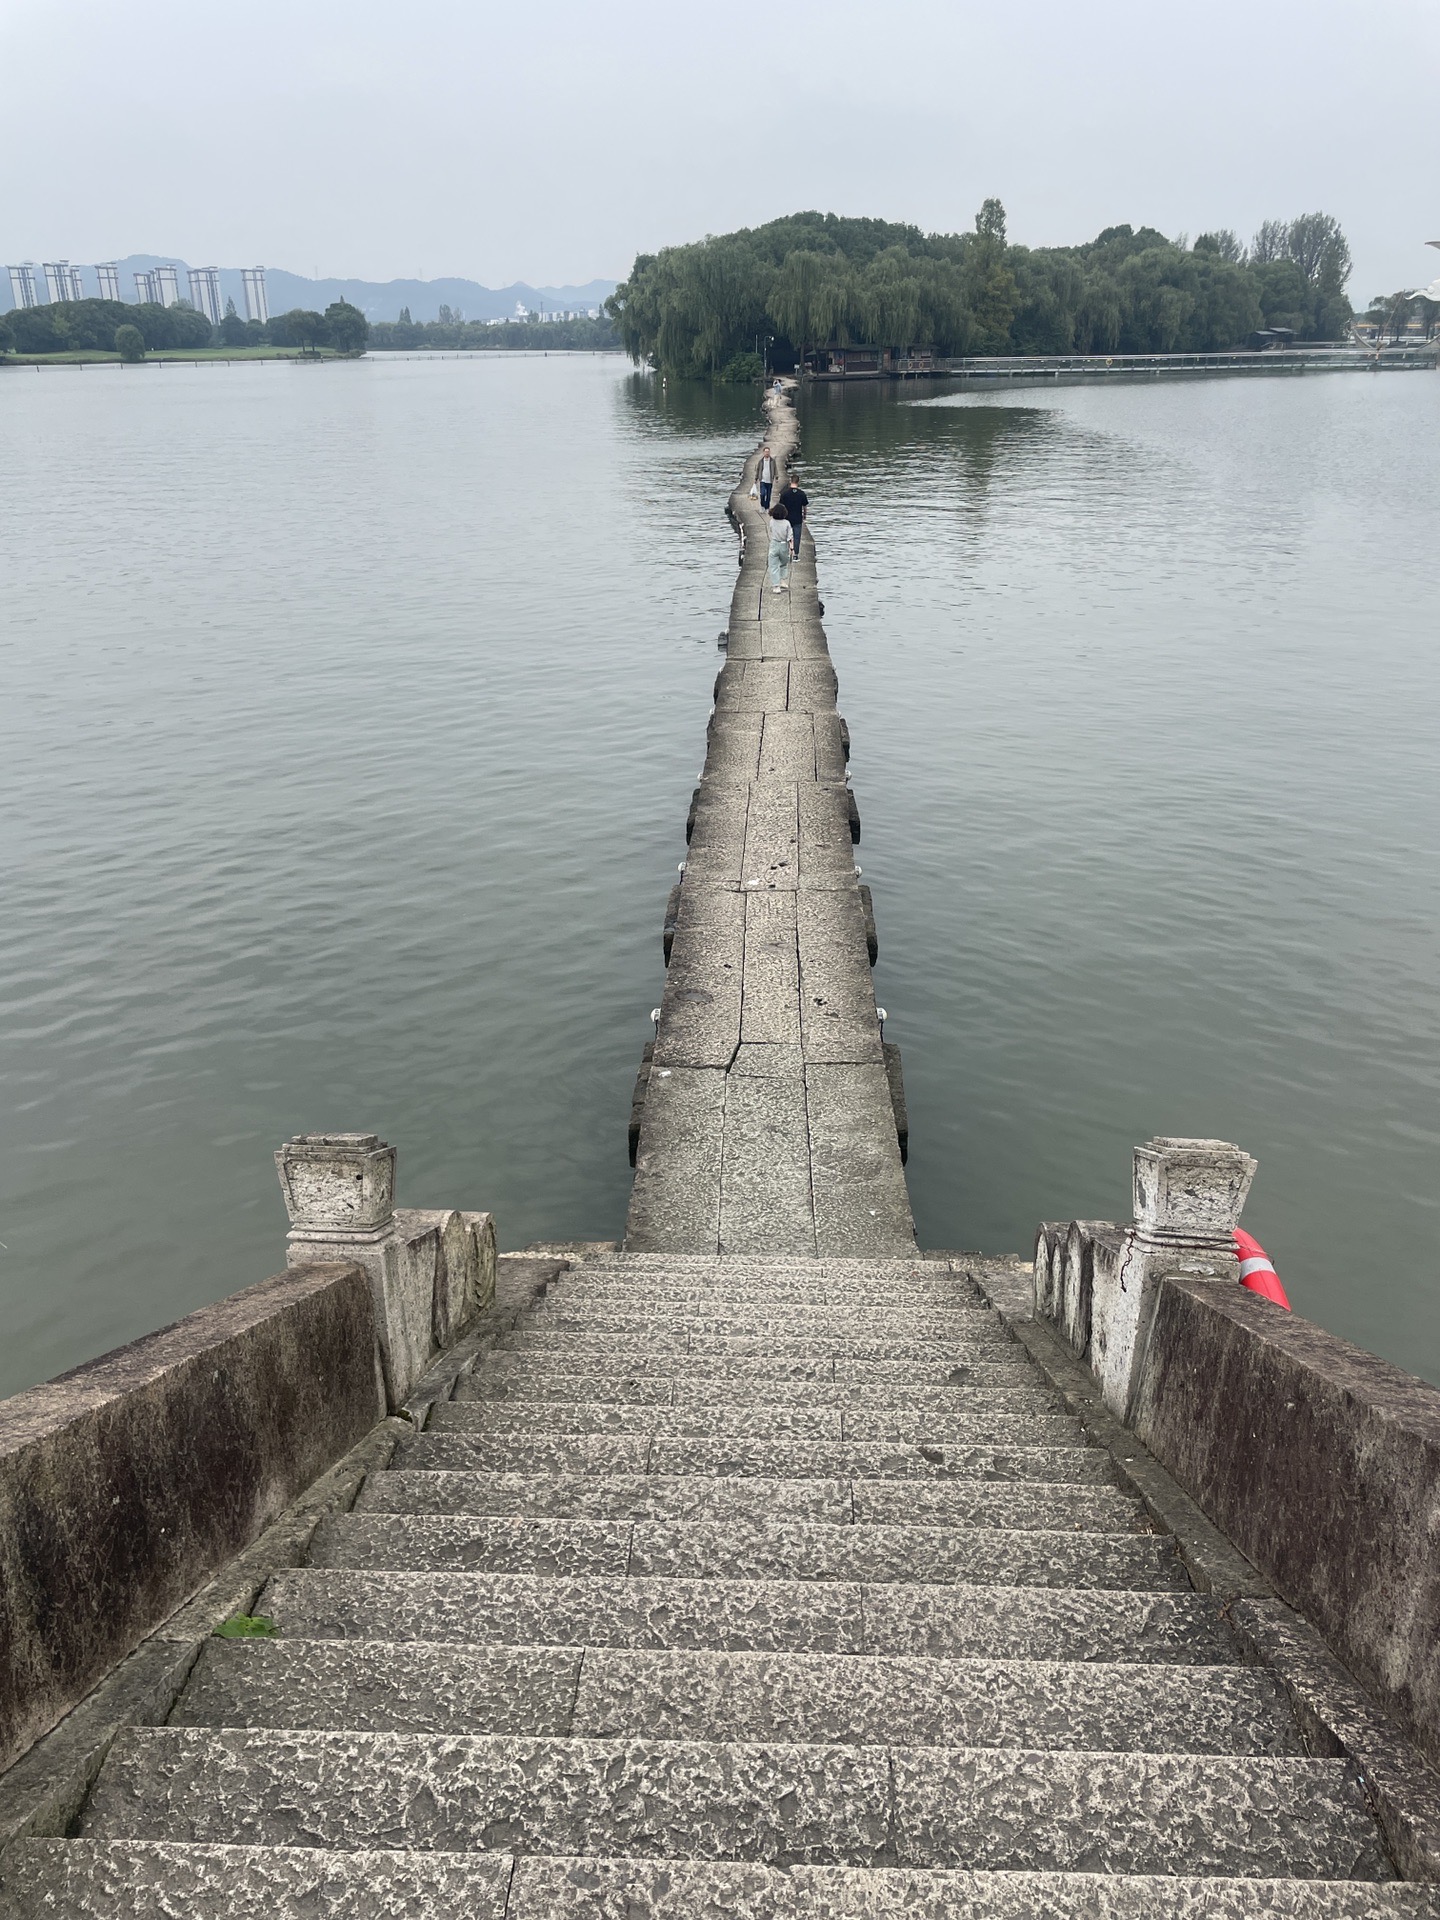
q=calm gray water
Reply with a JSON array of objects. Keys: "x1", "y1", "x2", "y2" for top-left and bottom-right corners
[{"x1": 2, "y1": 354, "x2": 1436, "y2": 1397}]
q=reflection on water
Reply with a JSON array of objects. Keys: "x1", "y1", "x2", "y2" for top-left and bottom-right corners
[{"x1": 2, "y1": 356, "x2": 1437, "y2": 1394}]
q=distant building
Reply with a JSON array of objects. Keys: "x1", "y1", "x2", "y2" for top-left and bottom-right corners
[
  {"x1": 43, "y1": 261, "x2": 84, "y2": 302},
  {"x1": 241, "y1": 267, "x2": 268, "y2": 324},
  {"x1": 154, "y1": 265, "x2": 180, "y2": 308},
  {"x1": 8, "y1": 263, "x2": 41, "y2": 308},
  {"x1": 134, "y1": 269, "x2": 158, "y2": 304},
  {"x1": 187, "y1": 266, "x2": 223, "y2": 325},
  {"x1": 95, "y1": 263, "x2": 121, "y2": 302}
]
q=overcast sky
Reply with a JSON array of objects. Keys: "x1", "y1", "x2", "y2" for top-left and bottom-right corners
[{"x1": 2, "y1": 0, "x2": 1435, "y2": 300}]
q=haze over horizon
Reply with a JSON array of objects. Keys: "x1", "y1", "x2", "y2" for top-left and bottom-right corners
[{"x1": 1, "y1": 0, "x2": 1436, "y2": 308}]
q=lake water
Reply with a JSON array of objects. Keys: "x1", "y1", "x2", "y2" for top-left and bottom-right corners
[{"x1": 2, "y1": 353, "x2": 1436, "y2": 1396}]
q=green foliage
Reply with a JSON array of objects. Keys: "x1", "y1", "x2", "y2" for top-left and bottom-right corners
[
  {"x1": 114, "y1": 324, "x2": 145, "y2": 361},
  {"x1": 716, "y1": 350, "x2": 764, "y2": 383},
  {"x1": 213, "y1": 1615, "x2": 276, "y2": 1638},
  {"x1": 368, "y1": 312, "x2": 619, "y2": 351},
  {"x1": 324, "y1": 299, "x2": 369, "y2": 354},
  {"x1": 219, "y1": 305, "x2": 249, "y2": 347},
  {"x1": 272, "y1": 308, "x2": 326, "y2": 353},
  {"x1": 0, "y1": 298, "x2": 214, "y2": 354},
  {"x1": 608, "y1": 206, "x2": 1354, "y2": 374}
]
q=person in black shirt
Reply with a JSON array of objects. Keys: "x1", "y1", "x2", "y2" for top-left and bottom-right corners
[{"x1": 779, "y1": 477, "x2": 808, "y2": 560}]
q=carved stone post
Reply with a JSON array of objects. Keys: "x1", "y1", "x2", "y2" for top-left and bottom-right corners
[
  {"x1": 275, "y1": 1133, "x2": 414, "y2": 1409},
  {"x1": 275, "y1": 1133, "x2": 497, "y2": 1411},
  {"x1": 1090, "y1": 1136, "x2": 1254, "y2": 1423}
]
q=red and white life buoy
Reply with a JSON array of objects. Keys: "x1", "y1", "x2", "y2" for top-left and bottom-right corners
[{"x1": 1234, "y1": 1227, "x2": 1291, "y2": 1310}]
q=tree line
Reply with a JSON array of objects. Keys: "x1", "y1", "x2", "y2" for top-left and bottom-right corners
[
  {"x1": 0, "y1": 297, "x2": 370, "y2": 357},
  {"x1": 368, "y1": 312, "x2": 619, "y2": 351},
  {"x1": 605, "y1": 205, "x2": 1357, "y2": 376}
]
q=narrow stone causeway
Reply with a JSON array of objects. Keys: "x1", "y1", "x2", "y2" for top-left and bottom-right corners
[{"x1": 625, "y1": 396, "x2": 914, "y2": 1256}]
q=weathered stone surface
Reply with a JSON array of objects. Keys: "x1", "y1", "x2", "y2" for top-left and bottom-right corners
[
  {"x1": 1134, "y1": 1273, "x2": 1440, "y2": 1769},
  {"x1": 0, "y1": 1263, "x2": 381, "y2": 1774},
  {"x1": 81, "y1": 1727, "x2": 897, "y2": 1861},
  {"x1": 507, "y1": 1858, "x2": 1440, "y2": 1918},
  {"x1": 78, "y1": 1728, "x2": 1383, "y2": 1878},
  {"x1": 627, "y1": 1067, "x2": 725, "y2": 1252},
  {"x1": 175, "y1": 1640, "x2": 581, "y2": 1735},
  {"x1": 861, "y1": 1582, "x2": 1243, "y2": 1663},
  {"x1": 627, "y1": 1518, "x2": 1189, "y2": 1590},
  {"x1": 889, "y1": 1748, "x2": 1387, "y2": 1877},
  {"x1": 718, "y1": 1069, "x2": 817, "y2": 1256},
  {"x1": 422, "y1": 1403, "x2": 849, "y2": 1440},
  {"x1": 309, "y1": 1513, "x2": 633, "y2": 1576},
  {"x1": 0, "y1": 1841, "x2": 515, "y2": 1918},
  {"x1": 806, "y1": 1063, "x2": 915, "y2": 1254},
  {"x1": 570, "y1": 1650, "x2": 1299, "y2": 1753},
  {"x1": 360, "y1": 1471, "x2": 851, "y2": 1525},
  {"x1": 263, "y1": 1569, "x2": 868, "y2": 1652}
]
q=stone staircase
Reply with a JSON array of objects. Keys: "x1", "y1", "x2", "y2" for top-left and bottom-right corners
[{"x1": 7, "y1": 1252, "x2": 1439, "y2": 1917}]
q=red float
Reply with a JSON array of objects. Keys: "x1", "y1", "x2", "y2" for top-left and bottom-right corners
[{"x1": 1234, "y1": 1227, "x2": 1291, "y2": 1310}]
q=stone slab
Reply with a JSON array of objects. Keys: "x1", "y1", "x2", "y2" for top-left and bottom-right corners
[
  {"x1": 307, "y1": 1514, "x2": 633, "y2": 1576},
  {"x1": 718, "y1": 1070, "x2": 817, "y2": 1257},
  {"x1": 506, "y1": 1858, "x2": 1440, "y2": 1919},
  {"x1": 0, "y1": 1841, "x2": 515, "y2": 1919},
  {"x1": 358, "y1": 1472, "x2": 851, "y2": 1525},
  {"x1": 570, "y1": 1650, "x2": 1299, "y2": 1753},
  {"x1": 805, "y1": 1063, "x2": 915, "y2": 1254},
  {"x1": 174, "y1": 1639, "x2": 580, "y2": 1736},
  {"x1": 627, "y1": 1519, "x2": 1189, "y2": 1590},
  {"x1": 77, "y1": 1728, "x2": 1382, "y2": 1878},
  {"x1": 262, "y1": 1569, "x2": 868, "y2": 1653},
  {"x1": 627, "y1": 1068, "x2": 725, "y2": 1253}
]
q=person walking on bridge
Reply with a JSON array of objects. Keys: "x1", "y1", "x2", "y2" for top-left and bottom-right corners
[
  {"x1": 766, "y1": 502, "x2": 794, "y2": 592},
  {"x1": 779, "y1": 473, "x2": 808, "y2": 562},
  {"x1": 757, "y1": 445, "x2": 777, "y2": 509}
]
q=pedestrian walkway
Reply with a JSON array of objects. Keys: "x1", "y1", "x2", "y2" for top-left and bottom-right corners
[
  {"x1": 6, "y1": 1250, "x2": 1432, "y2": 1916},
  {"x1": 626, "y1": 394, "x2": 913, "y2": 1255}
]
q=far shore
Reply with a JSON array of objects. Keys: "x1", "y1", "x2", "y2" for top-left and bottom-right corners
[{"x1": 3, "y1": 345, "x2": 628, "y2": 368}]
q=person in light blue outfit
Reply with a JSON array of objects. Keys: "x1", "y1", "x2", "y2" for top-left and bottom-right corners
[{"x1": 766, "y1": 502, "x2": 794, "y2": 592}]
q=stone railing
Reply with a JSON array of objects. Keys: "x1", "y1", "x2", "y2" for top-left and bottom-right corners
[
  {"x1": 1035, "y1": 1136, "x2": 1440, "y2": 1770},
  {"x1": 0, "y1": 1134, "x2": 495, "y2": 1777},
  {"x1": 275, "y1": 1133, "x2": 495, "y2": 1408}
]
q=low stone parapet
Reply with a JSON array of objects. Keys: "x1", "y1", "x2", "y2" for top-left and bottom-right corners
[
  {"x1": 1133, "y1": 1274, "x2": 1440, "y2": 1770},
  {"x1": 1034, "y1": 1135, "x2": 1440, "y2": 1769},
  {"x1": 0, "y1": 1261, "x2": 381, "y2": 1775}
]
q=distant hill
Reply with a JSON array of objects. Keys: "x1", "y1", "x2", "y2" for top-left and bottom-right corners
[{"x1": 1, "y1": 255, "x2": 617, "y2": 322}]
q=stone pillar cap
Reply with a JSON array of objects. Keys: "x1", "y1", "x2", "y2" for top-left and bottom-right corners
[
  {"x1": 276, "y1": 1133, "x2": 396, "y2": 1243},
  {"x1": 1133, "y1": 1136, "x2": 1256, "y2": 1242}
]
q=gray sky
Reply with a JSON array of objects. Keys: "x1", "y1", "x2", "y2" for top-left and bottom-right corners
[{"x1": 2, "y1": 0, "x2": 1435, "y2": 301}]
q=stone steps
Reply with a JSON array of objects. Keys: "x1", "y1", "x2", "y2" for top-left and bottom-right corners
[
  {"x1": 174, "y1": 1641, "x2": 1298, "y2": 1752},
  {"x1": 469, "y1": 1355, "x2": 1043, "y2": 1387},
  {"x1": 9, "y1": 1846, "x2": 1439, "y2": 1920},
  {"x1": 403, "y1": 1435, "x2": 1105, "y2": 1482},
  {"x1": 529, "y1": 1304, "x2": 998, "y2": 1331},
  {"x1": 76, "y1": 1726, "x2": 1390, "y2": 1880},
  {"x1": 437, "y1": 1405, "x2": 1090, "y2": 1443},
  {"x1": 496, "y1": 1332, "x2": 1015, "y2": 1359},
  {"x1": 259, "y1": 1568, "x2": 1244, "y2": 1662},
  {"x1": 25, "y1": 1245, "x2": 1408, "y2": 1907},
  {"x1": 356, "y1": 1470, "x2": 1143, "y2": 1531},
  {"x1": 456, "y1": 1382, "x2": 1067, "y2": 1413},
  {"x1": 416, "y1": 1392, "x2": 1064, "y2": 1436},
  {"x1": 307, "y1": 1512, "x2": 1191, "y2": 1588}
]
